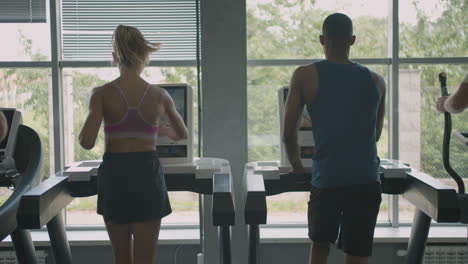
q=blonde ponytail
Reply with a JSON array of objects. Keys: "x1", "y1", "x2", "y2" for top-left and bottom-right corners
[{"x1": 112, "y1": 25, "x2": 159, "y2": 70}]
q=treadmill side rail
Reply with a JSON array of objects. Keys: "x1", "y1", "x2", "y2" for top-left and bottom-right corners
[
  {"x1": 212, "y1": 173, "x2": 235, "y2": 226},
  {"x1": 403, "y1": 171, "x2": 459, "y2": 222},
  {"x1": 17, "y1": 177, "x2": 73, "y2": 228}
]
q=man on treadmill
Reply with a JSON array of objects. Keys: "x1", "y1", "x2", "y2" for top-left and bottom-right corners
[
  {"x1": 0, "y1": 112, "x2": 7, "y2": 142},
  {"x1": 283, "y1": 13, "x2": 386, "y2": 264}
]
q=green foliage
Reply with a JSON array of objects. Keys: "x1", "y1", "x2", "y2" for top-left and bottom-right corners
[
  {"x1": 400, "y1": 0, "x2": 467, "y2": 57},
  {"x1": 268, "y1": 199, "x2": 307, "y2": 213},
  {"x1": 67, "y1": 198, "x2": 97, "y2": 211}
]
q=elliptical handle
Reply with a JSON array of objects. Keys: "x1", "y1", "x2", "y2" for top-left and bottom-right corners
[
  {"x1": 439, "y1": 72, "x2": 449, "y2": 96},
  {"x1": 438, "y1": 72, "x2": 465, "y2": 194}
]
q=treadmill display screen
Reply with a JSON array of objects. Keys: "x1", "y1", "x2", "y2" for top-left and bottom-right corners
[
  {"x1": 156, "y1": 145, "x2": 188, "y2": 158},
  {"x1": 0, "y1": 110, "x2": 15, "y2": 150},
  {"x1": 283, "y1": 89, "x2": 312, "y2": 131},
  {"x1": 159, "y1": 86, "x2": 187, "y2": 126}
]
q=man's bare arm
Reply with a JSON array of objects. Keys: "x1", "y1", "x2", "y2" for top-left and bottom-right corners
[
  {"x1": 0, "y1": 112, "x2": 8, "y2": 142},
  {"x1": 443, "y1": 82, "x2": 468, "y2": 113},
  {"x1": 437, "y1": 73, "x2": 468, "y2": 114},
  {"x1": 283, "y1": 66, "x2": 307, "y2": 172},
  {"x1": 371, "y1": 71, "x2": 386, "y2": 142}
]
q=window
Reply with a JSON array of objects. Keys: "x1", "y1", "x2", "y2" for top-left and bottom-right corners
[
  {"x1": 399, "y1": 0, "x2": 467, "y2": 58},
  {"x1": 248, "y1": 0, "x2": 467, "y2": 226},
  {"x1": 61, "y1": 0, "x2": 198, "y2": 61},
  {"x1": 0, "y1": 0, "x2": 50, "y2": 61},
  {"x1": 247, "y1": 0, "x2": 388, "y2": 60},
  {"x1": 248, "y1": 0, "x2": 391, "y2": 224},
  {"x1": 0, "y1": 68, "x2": 52, "y2": 205},
  {"x1": 58, "y1": 0, "x2": 201, "y2": 226}
]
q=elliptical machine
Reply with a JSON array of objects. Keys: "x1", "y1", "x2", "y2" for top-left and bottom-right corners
[{"x1": 0, "y1": 108, "x2": 44, "y2": 264}]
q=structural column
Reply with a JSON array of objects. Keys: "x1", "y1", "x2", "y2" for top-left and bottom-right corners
[{"x1": 201, "y1": 0, "x2": 248, "y2": 263}]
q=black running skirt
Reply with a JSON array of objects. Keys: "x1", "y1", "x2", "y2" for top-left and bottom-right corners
[{"x1": 97, "y1": 152, "x2": 172, "y2": 224}]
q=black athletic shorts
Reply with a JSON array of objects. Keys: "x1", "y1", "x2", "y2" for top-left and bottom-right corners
[
  {"x1": 97, "y1": 152, "x2": 172, "y2": 224},
  {"x1": 307, "y1": 182, "x2": 382, "y2": 257}
]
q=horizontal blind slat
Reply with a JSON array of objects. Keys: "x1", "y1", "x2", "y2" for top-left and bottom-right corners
[{"x1": 61, "y1": 0, "x2": 198, "y2": 60}]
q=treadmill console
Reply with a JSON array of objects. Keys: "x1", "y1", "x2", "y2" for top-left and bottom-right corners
[
  {"x1": 156, "y1": 84, "x2": 193, "y2": 164},
  {"x1": 278, "y1": 87, "x2": 315, "y2": 167}
]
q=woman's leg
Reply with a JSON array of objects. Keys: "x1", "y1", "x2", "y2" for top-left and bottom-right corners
[
  {"x1": 105, "y1": 221, "x2": 133, "y2": 264},
  {"x1": 130, "y1": 219, "x2": 162, "y2": 264}
]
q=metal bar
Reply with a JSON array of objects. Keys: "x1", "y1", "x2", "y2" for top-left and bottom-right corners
[
  {"x1": 388, "y1": 0, "x2": 400, "y2": 227},
  {"x1": 400, "y1": 57, "x2": 468, "y2": 64},
  {"x1": 47, "y1": 213, "x2": 72, "y2": 264},
  {"x1": 220, "y1": 226, "x2": 232, "y2": 264},
  {"x1": 390, "y1": 195, "x2": 400, "y2": 227},
  {"x1": 201, "y1": 194, "x2": 220, "y2": 264},
  {"x1": 10, "y1": 228, "x2": 38, "y2": 264},
  {"x1": 247, "y1": 58, "x2": 392, "y2": 66},
  {"x1": 60, "y1": 60, "x2": 197, "y2": 68},
  {"x1": 388, "y1": 0, "x2": 399, "y2": 230},
  {"x1": 50, "y1": 0, "x2": 65, "y2": 174},
  {"x1": 199, "y1": 193, "x2": 204, "y2": 259},
  {"x1": 248, "y1": 224, "x2": 260, "y2": 264},
  {"x1": 5, "y1": 57, "x2": 467, "y2": 70},
  {"x1": 0, "y1": 61, "x2": 52, "y2": 68},
  {"x1": 405, "y1": 210, "x2": 431, "y2": 264},
  {"x1": 388, "y1": 0, "x2": 399, "y2": 160}
]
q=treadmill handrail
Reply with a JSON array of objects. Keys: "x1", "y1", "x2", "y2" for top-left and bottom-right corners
[
  {"x1": 401, "y1": 170, "x2": 459, "y2": 222},
  {"x1": 212, "y1": 173, "x2": 235, "y2": 226},
  {"x1": 17, "y1": 158, "x2": 234, "y2": 228}
]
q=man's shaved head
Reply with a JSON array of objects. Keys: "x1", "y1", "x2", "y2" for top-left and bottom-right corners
[{"x1": 322, "y1": 13, "x2": 353, "y2": 40}]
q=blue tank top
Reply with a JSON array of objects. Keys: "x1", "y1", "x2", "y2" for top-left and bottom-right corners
[{"x1": 307, "y1": 60, "x2": 381, "y2": 188}]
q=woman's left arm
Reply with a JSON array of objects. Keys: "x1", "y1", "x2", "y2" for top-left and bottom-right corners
[{"x1": 79, "y1": 87, "x2": 103, "y2": 149}]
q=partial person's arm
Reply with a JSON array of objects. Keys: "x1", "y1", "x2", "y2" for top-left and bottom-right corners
[
  {"x1": 160, "y1": 90, "x2": 188, "y2": 141},
  {"x1": 0, "y1": 112, "x2": 8, "y2": 142},
  {"x1": 436, "y1": 74, "x2": 468, "y2": 113},
  {"x1": 79, "y1": 88, "x2": 104, "y2": 149},
  {"x1": 283, "y1": 66, "x2": 307, "y2": 173},
  {"x1": 370, "y1": 71, "x2": 386, "y2": 142}
]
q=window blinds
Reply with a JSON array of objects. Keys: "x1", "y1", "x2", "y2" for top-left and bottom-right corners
[
  {"x1": 61, "y1": 0, "x2": 198, "y2": 61},
  {"x1": 0, "y1": 0, "x2": 46, "y2": 23}
]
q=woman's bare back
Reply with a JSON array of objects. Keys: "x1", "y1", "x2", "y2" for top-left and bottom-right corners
[{"x1": 99, "y1": 78, "x2": 166, "y2": 152}]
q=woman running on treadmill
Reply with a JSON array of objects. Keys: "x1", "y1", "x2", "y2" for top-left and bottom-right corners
[{"x1": 79, "y1": 25, "x2": 188, "y2": 264}]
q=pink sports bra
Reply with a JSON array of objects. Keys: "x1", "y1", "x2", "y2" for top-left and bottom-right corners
[{"x1": 104, "y1": 81, "x2": 160, "y2": 139}]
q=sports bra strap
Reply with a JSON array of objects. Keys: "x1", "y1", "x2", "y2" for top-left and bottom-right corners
[
  {"x1": 137, "y1": 83, "x2": 151, "y2": 107},
  {"x1": 113, "y1": 81, "x2": 129, "y2": 106},
  {"x1": 113, "y1": 81, "x2": 151, "y2": 108}
]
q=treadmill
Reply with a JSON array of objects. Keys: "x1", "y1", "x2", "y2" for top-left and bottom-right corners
[
  {"x1": 0, "y1": 108, "x2": 44, "y2": 264},
  {"x1": 243, "y1": 74, "x2": 468, "y2": 264},
  {"x1": 16, "y1": 84, "x2": 235, "y2": 264}
]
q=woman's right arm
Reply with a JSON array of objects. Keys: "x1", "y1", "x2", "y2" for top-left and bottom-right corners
[
  {"x1": 161, "y1": 90, "x2": 188, "y2": 141},
  {"x1": 0, "y1": 112, "x2": 8, "y2": 142}
]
